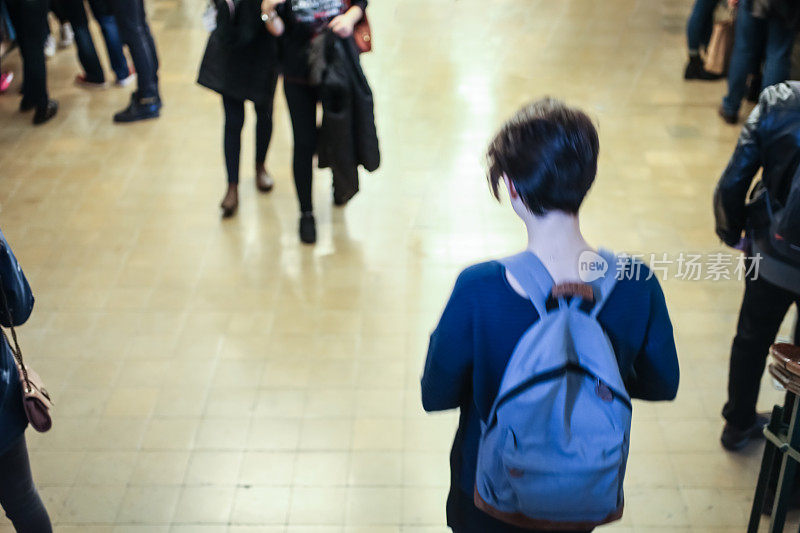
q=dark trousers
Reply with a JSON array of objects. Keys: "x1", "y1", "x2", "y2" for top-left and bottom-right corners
[
  {"x1": 49, "y1": 0, "x2": 66, "y2": 23},
  {"x1": 108, "y1": 0, "x2": 158, "y2": 98},
  {"x1": 222, "y1": 90, "x2": 276, "y2": 185},
  {"x1": 62, "y1": 0, "x2": 128, "y2": 82},
  {"x1": 447, "y1": 488, "x2": 592, "y2": 533},
  {"x1": 5, "y1": 0, "x2": 50, "y2": 107},
  {"x1": 722, "y1": 0, "x2": 796, "y2": 114},
  {"x1": 687, "y1": 0, "x2": 718, "y2": 53},
  {"x1": 0, "y1": 435, "x2": 52, "y2": 533},
  {"x1": 723, "y1": 274, "x2": 800, "y2": 430},
  {"x1": 284, "y1": 81, "x2": 319, "y2": 214}
]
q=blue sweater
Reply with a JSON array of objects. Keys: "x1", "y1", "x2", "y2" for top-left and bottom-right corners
[{"x1": 421, "y1": 260, "x2": 679, "y2": 501}]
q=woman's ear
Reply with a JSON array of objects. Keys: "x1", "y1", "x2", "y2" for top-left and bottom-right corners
[{"x1": 503, "y1": 175, "x2": 519, "y2": 200}]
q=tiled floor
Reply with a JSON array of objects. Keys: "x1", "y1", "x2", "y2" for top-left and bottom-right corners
[{"x1": 0, "y1": 0, "x2": 798, "y2": 531}]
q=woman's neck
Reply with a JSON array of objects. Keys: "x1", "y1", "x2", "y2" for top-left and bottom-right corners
[{"x1": 524, "y1": 211, "x2": 593, "y2": 283}]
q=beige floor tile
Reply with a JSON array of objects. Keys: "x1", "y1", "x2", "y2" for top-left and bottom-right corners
[
  {"x1": 29, "y1": 450, "x2": 84, "y2": 485},
  {"x1": 116, "y1": 486, "x2": 181, "y2": 523},
  {"x1": 173, "y1": 487, "x2": 236, "y2": 524},
  {"x1": 185, "y1": 451, "x2": 243, "y2": 485},
  {"x1": 352, "y1": 419, "x2": 404, "y2": 451},
  {"x1": 401, "y1": 488, "x2": 447, "y2": 525},
  {"x1": 60, "y1": 485, "x2": 126, "y2": 523},
  {"x1": 75, "y1": 451, "x2": 138, "y2": 485},
  {"x1": 130, "y1": 451, "x2": 191, "y2": 485},
  {"x1": 248, "y1": 418, "x2": 302, "y2": 451},
  {"x1": 238, "y1": 451, "x2": 296, "y2": 485},
  {"x1": 299, "y1": 420, "x2": 353, "y2": 451},
  {"x1": 288, "y1": 487, "x2": 347, "y2": 525},
  {"x1": 141, "y1": 418, "x2": 200, "y2": 451},
  {"x1": 195, "y1": 418, "x2": 250, "y2": 450},
  {"x1": 345, "y1": 487, "x2": 402, "y2": 525},
  {"x1": 349, "y1": 451, "x2": 403, "y2": 487},
  {"x1": 626, "y1": 488, "x2": 690, "y2": 528},
  {"x1": 293, "y1": 452, "x2": 349, "y2": 486},
  {"x1": 230, "y1": 486, "x2": 291, "y2": 525}
]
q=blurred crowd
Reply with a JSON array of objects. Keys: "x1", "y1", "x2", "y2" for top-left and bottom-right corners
[
  {"x1": 683, "y1": 0, "x2": 800, "y2": 123},
  {"x1": 0, "y1": 0, "x2": 161, "y2": 126}
]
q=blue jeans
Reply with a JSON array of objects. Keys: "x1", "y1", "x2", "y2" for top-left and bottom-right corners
[
  {"x1": 63, "y1": 0, "x2": 129, "y2": 83},
  {"x1": 0, "y1": 0, "x2": 15, "y2": 42},
  {"x1": 109, "y1": 0, "x2": 159, "y2": 99},
  {"x1": 0, "y1": 435, "x2": 52, "y2": 533},
  {"x1": 687, "y1": 0, "x2": 718, "y2": 53},
  {"x1": 722, "y1": 0, "x2": 796, "y2": 115}
]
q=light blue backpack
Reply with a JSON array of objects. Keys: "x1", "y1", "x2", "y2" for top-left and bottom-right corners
[{"x1": 474, "y1": 250, "x2": 631, "y2": 528}]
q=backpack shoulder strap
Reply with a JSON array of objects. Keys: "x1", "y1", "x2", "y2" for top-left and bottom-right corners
[
  {"x1": 589, "y1": 248, "x2": 622, "y2": 319},
  {"x1": 498, "y1": 252, "x2": 553, "y2": 317}
]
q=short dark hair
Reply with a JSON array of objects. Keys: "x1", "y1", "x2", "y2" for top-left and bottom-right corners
[{"x1": 487, "y1": 98, "x2": 599, "y2": 215}]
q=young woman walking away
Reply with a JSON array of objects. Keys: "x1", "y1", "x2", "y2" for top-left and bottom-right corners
[
  {"x1": 261, "y1": 0, "x2": 367, "y2": 244},
  {"x1": 421, "y1": 99, "x2": 679, "y2": 532},
  {"x1": 0, "y1": 229, "x2": 52, "y2": 533},
  {"x1": 199, "y1": 0, "x2": 280, "y2": 217}
]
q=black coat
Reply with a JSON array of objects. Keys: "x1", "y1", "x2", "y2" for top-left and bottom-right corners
[
  {"x1": 311, "y1": 32, "x2": 380, "y2": 204},
  {"x1": 714, "y1": 82, "x2": 800, "y2": 245},
  {"x1": 714, "y1": 82, "x2": 800, "y2": 291},
  {"x1": 197, "y1": 0, "x2": 278, "y2": 105}
]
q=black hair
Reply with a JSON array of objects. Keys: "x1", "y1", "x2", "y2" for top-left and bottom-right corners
[{"x1": 487, "y1": 98, "x2": 599, "y2": 215}]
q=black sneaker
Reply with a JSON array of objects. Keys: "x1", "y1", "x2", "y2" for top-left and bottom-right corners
[
  {"x1": 721, "y1": 414, "x2": 769, "y2": 451},
  {"x1": 718, "y1": 104, "x2": 738, "y2": 125},
  {"x1": 299, "y1": 212, "x2": 316, "y2": 244},
  {"x1": 32, "y1": 99, "x2": 58, "y2": 125},
  {"x1": 684, "y1": 55, "x2": 722, "y2": 81},
  {"x1": 113, "y1": 93, "x2": 161, "y2": 123},
  {"x1": 746, "y1": 73, "x2": 762, "y2": 103}
]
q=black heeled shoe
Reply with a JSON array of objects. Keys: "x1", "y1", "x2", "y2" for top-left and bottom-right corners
[{"x1": 33, "y1": 99, "x2": 58, "y2": 125}]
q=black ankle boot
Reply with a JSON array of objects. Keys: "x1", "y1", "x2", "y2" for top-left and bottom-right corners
[
  {"x1": 299, "y1": 212, "x2": 316, "y2": 244},
  {"x1": 113, "y1": 93, "x2": 161, "y2": 123},
  {"x1": 684, "y1": 55, "x2": 722, "y2": 81}
]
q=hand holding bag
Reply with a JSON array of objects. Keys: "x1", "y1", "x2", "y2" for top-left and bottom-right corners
[{"x1": 344, "y1": 0, "x2": 372, "y2": 53}]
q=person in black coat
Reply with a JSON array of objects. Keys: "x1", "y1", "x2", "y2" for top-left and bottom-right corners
[
  {"x1": 261, "y1": 0, "x2": 368, "y2": 244},
  {"x1": 714, "y1": 82, "x2": 800, "y2": 451},
  {"x1": 198, "y1": 0, "x2": 279, "y2": 218}
]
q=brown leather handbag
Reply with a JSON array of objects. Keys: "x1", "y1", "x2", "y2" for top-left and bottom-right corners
[
  {"x1": 354, "y1": 15, "x2": 372, "y2": 53},
  {"x1": 344, "y1": 0, "x2": 372, "y2": 53},
  {"x1": 0, "y1": 287, "x2": 52, "y2": 433}
]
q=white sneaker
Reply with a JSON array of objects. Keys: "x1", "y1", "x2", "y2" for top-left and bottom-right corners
[
  {"x1": 115, "y1": 70, "x2": 136, "y2": 88},
  {"x1": 58, "y1": 23, "x2": 74, "y2": 48},
  {"x1": 44, "y1": 35, "x2": 56, "y2": 58}
]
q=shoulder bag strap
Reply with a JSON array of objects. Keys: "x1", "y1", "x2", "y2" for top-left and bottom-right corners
[{"x1": 0, "y1": 280, "x2": 31, "y2": 393}]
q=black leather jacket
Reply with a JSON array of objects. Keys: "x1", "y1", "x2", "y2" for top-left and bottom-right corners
[{"x1": 713, "y1": 82, "x2": 800, "y2": 247}]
